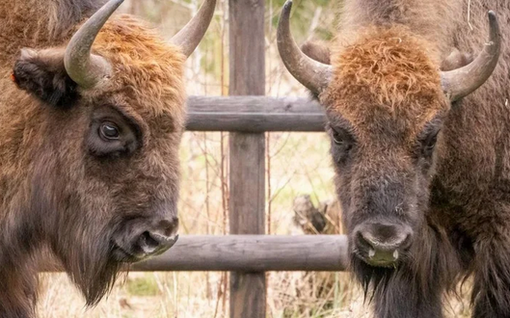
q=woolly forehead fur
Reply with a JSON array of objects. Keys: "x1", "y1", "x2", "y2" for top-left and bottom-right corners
[
  {"x1": 88, "y1": 14, "x2": 187, "y2": 134},
  {"x1": 324, "y1": 26, "x2": 449, "y2": 140}
]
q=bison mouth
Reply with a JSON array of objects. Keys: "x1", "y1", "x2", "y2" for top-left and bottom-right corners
[
  {"x1": 353, "y1": 248, "x2": 402, "y2": 268},
  {"x1": 350, "y1": 222, "x2": 413, "y2": 268},
  {"x1": 111, "y1": 232, "x2": 179, "y2": 263},
  {"x1": 352, "y1": 235, "x2": 407, "y2": 268},
  {"x1": 111, "y1": 242, "x2": 142, "y2": 262}
]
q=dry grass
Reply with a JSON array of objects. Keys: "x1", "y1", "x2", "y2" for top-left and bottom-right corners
[
  {"x1": 36, "y1": 263, "x2": 473, "y2": 317},
  {"x1": 36, "y1": 1, "x2": 475, "y2": 317}
]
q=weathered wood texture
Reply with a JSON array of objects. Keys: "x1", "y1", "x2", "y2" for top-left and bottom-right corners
[
  {"x1": 228, "y1": 0, "x2": 266, "y2": 317},
  {"x1": 129, "y1": 235, "x2": 349, "y2": 272},
  {"x1": 185, "y1": 96, "x2": 326, "y2": 132}
]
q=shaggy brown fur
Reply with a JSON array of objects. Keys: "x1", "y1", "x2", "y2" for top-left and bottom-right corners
[
  {"x1": 0, "y1": 1, "x2": 191, "y2": 317},
  {"x1": 326, "y1": 26, "x2": 447, "y2": 137},
  {"x1": 302, "y1": 0, "x2": 510, "y2": 317},
  {"x1": 0, "y1": 0, "x2": 107, "y2": 63}
]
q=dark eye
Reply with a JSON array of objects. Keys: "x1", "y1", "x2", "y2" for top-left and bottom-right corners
[
  {"x1": 333, "y1": 130, "x2": 345, "y2": 145},
  {"x1": 331, "y1": 126, "x2": 353, "y2": 148},
  {"x1": 99, "y1": 122, "x2": 120, "y2": 140},
  {"x1": 421, "y1": 130, "x2": 440, "y2": 156}
]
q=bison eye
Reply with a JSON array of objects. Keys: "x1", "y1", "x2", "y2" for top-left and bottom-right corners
[
  {"x1": 333, "y1": 132, "x2": 345, "y2": 145},
  {"x1": 421, "y1": 130, "x2": 440, "y2": 157},
  {"x1": 99, "y1": 122, "x2": 120, "y2": 140},
  {"x1": 330, "y1": 125, "x2": 354, "y2": 152},
  {"x1": 88, "y1": 107, "x2": 141, "y2": 158}
]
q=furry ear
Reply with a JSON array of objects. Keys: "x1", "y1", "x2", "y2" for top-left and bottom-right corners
[
  {"x1": 440, "y1": 48, "x2": 474, "y2": 71},
  {"x1": 301, "y1": 41, "x2": 331, "y2": 65},
  {"x1": 13, "y1": 48, "x2": 79, "y2": 107}
]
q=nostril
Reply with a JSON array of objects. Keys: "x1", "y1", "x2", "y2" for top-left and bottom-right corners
[
  {"x1": 358, "y1": 231, "x2": 380, "y2": 249},
  {"x1": 138, "y1": 230, "x2": 179, "y2": 256},
  {"x1": 137, "y1": 231, "x2": 161, "y2": 255},
  {"x1": 145, "y1": 231, "x2": 161, "y2": 246},
  {"x1": 130, "y1": 217, "x2": 180, "y2": 257}
]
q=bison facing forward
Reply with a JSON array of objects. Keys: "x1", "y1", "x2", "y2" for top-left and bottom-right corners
[
  {"x1": 278, "y1": 0, "x2": 509, "y2": 317},
  {"x1": 0, "y1": 0, "x2": 215, "y2": 316}
]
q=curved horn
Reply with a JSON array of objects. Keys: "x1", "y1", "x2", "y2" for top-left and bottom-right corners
[
  {"x1": 277, "y1": 0, "x2": 332, "y2": 94},
  {"x1": 441, "y1": 11, "x2": 501, "y2": 102},
  {"x1": 64, "y1": 0, "x2": 124, "y2": 89},
  {"x1": 170, "y1": 0, "x2": 217, "y2": 58}
]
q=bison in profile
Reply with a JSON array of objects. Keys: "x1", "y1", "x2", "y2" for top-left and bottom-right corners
[
  {"x1": 278, "y1": 0, "x2": 508, "y2": 317},
  {"x1": 0, "y1": 0, "x2": 215, "y2": 316}
]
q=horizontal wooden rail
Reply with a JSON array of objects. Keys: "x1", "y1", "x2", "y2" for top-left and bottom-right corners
[
  {"x1": 133, "y1": 235, "x2": 349, "y2": 272},
  {"x1": 185, "y1": 96, "x2": 326, "y2": 132},
  {"x1": 42, "y1": 235, "x2": 349, "y2": 272}
]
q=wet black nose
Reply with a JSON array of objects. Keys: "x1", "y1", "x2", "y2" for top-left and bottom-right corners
[
  {"x1": 354, "y1": 222, "x2": 412, "y2": 266},
  {"x1": 136, "y1": 217, "x2": 179, "y2": 256}
]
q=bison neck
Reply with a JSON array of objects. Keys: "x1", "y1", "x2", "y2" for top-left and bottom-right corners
[{"x1": 0, "y1": 0, "x2": 106, "y2": 66}]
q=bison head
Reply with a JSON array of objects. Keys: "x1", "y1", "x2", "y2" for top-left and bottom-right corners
[
  {"x1": 277, "y1": 0, "x2": 500, "y2": 279},
  {"x1": 8, "y1": 0, "x2": 215, "y2": 305}
]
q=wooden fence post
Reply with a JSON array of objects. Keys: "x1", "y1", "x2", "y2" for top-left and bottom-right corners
[{"x1": 228, "y1": 0, "x2": 266, "y2": 317}]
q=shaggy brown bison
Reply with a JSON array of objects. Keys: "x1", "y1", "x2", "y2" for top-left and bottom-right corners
[
  {"x1": 0, "y1": 0, "x2": 215, "y2": 316},
  {"x1": 278, "y1": 0, "x2": 509, "y2": 317}
]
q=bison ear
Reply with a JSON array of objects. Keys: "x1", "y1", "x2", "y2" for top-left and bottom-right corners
[
  {"x1": 301, "y1": 41, "x2": 331, "y2": 65},
  {"x1": 440, "y1": 48, "x2": 474, "y2": 72},
  {"x1": 13, "y1": 48, "x2": 79, "y2": 107}
]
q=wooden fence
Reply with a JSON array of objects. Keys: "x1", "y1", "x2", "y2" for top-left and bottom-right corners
[
  {"x1": 185, "y1": 96, "x2": 325, "y2": 132},
  {"x1": 133, "y1": 235, "x2": 349, "y2": 272},
  {"x1": 139, "y1": 0, "x2": 348, "y2": 316},
  {"x1": 58, "y1": 1, "x2": 349, "y2": 317},
  {"x1": 128, "y1": 95, "x2": 349, "y2": 317}
]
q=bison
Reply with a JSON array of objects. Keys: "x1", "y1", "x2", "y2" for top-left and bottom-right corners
[
  {"x1": 0, "y1": 0, "x2": 215, "y2": 316},
  {"x1": 278, "y1": 0, "x2": 509, "y2": 317}
]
